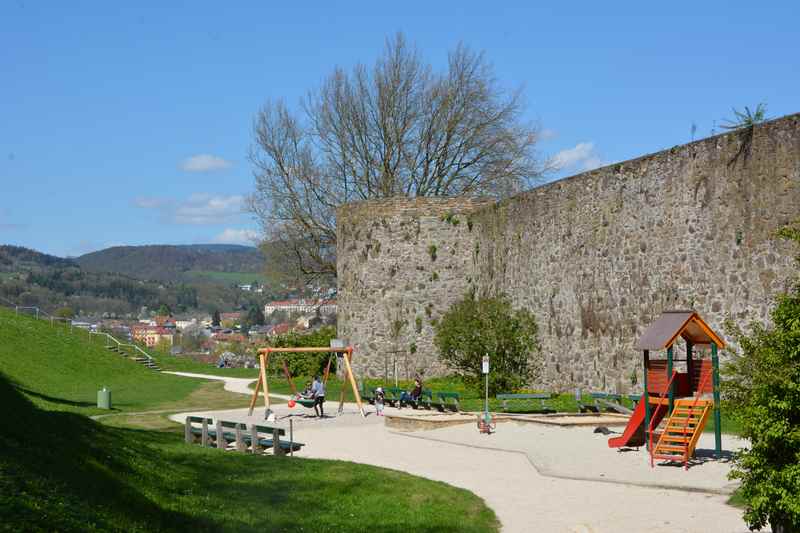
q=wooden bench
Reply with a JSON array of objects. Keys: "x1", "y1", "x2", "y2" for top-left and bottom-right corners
[
  {"x1": 360, "y1": 384, "x2": 376, "y2": 404},
  {"x1": 184, "y1": 417, "x2": 304, "y2": 456},
  {"x1": 385, "y1": 387, "x2": 404, "y2": 407},
  {"x1": 245, "y1": 423, "x2": 304, "y2": 456},
  {"x1": 580, "y1": 392, "x2": 626, "y2": 413},
  {"x1": 431, "y1": 391, "x2": 460, "y2": 412},
  {"x1": 408, "y1": 389, "x2": 433, "y2": 410},
  {"x1": 496, "y1": 393, "x2": 556, "y2": 413}
]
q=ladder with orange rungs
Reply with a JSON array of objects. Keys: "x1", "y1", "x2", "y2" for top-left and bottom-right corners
[{"x1": 651, "y1": 398, "x2": 712, "y2": 469}]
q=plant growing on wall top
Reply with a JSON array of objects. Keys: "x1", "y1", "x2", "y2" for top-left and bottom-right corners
[
  {"x1": 434, "y1": 291, "x2": 541, "y2": 395},
  {"x1": 721, "y1": 103, "x2": 768, "y2": 168}
]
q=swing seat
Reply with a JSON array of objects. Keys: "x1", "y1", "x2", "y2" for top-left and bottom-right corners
[{"x1": 296, "y1": 398, "x2": 316, "y2": 408}]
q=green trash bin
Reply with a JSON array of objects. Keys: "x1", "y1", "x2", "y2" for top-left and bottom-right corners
[{"x1": 97, "y1": 386, "x2": 111, "y2": 409}]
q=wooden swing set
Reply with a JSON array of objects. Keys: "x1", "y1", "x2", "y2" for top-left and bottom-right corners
[{"x1": 247, "y1": 345, "x2": 366, "y2": 418}]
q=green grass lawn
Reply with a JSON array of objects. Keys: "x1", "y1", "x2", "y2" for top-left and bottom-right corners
[
  {"x1": 0, "y1": 307, "x2": 214, "y2": 416},
  {"x1": 0, "y1": 307, "x2": 499, "y2": 532},
  {"x1": 0, "y1": 372, "x2": 498, "y2": 532}
]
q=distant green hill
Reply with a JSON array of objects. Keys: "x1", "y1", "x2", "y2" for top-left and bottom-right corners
[
  {"x1": 77, "y1": 244, "x2": 264, "y2": 282},
  {"x1": 0, "y1": 244, "x2": 269, "y2": 316}
]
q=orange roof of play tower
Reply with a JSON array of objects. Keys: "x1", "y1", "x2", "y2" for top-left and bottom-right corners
[{"x1": 637, "y1": 310, "x2": 725, "y2": 350}]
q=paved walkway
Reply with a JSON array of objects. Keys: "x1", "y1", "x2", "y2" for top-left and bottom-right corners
[
  {"x1": 166, "y1": 372, "x2": 756, "y2": 533},
  {"x1": 162, "y1": 371, "x2": 265, "y2": 396}
]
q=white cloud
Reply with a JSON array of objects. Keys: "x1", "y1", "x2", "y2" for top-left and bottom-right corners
[
  {"x1": 134, "y1": 193, "x2": 245, "y2": 225},
  {"x1": 212, "y1": 228, "x2": 259, "y2": 245},
  {"x1": 551, "y1": 142, "x2": 605, "y2": 172},
  {"x1": 174, "y1": 193, "x2": 245, "y2": 224},
  {"x1": 180, "y1": 154, "x2": 232, "y2": 172}
]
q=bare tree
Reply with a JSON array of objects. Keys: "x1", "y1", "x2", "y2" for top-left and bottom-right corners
[{"x1": 249, "y1": 33, "x2": 546, "y2": 279}]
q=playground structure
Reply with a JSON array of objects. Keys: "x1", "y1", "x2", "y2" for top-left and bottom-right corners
[
  {"x1": 608, "y1": 310, "x2": 724, "y2": 469},
  {"x1": 247, "y1": 345, "x2": 366, "y2": 419}
]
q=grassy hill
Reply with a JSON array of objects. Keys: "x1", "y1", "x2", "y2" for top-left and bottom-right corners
[
  {"x1": 0, "y1": 306, "x2": 210, "y2": 415},
  {"x1": 0, "y1": 307, "x2": 498, "y2": 532},
  {"x1": 77, "y1": 244, "x2": 264, "y2": 283}
]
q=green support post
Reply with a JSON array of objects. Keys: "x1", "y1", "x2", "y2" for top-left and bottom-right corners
[
  {"x1": 667, "y1": 345, "x2": 674, "y2": 414},
  {"x1": 643, "y1": 350, "x2": 650, "y2": 450},
  {"x1": 711, "y1": 342, "x2": 722, "y2": 458},
  {"x1": 686, "y1": 340, "x2": 694, "y2": 390}
]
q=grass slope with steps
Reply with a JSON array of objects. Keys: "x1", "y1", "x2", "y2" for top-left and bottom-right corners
[{"x1": 0, "y1": 307, "x2": 205, "y2": 415}]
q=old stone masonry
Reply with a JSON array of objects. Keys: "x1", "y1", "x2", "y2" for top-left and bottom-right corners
[{"x1": 337, "y1": 113, "x2": 800, "y2": 392}]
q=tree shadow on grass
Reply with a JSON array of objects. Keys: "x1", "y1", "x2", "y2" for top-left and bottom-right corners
[
  {"x1": 16, "y1": 385, "x2": 98, "y2": 408},
  {"x1": 0, "y1": 371, "x2": 208, "y2": 531}
]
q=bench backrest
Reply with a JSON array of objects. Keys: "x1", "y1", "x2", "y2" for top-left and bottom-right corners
[
  {"x1": 496, "y1": 393, "x2": 551, "y2": 400},
  {"x1": 591, "y1": 392, "x2": 622, "y2": 400},
  {"x1": 255, "y1": 424, "x2": 286, "y2": 436},
  {"x1": 188, "y1": 416, "x2": 213, "y2": 424},
  {"x1": 420, "y1": 389, "x2": 433, "y2": 399},
  {"x1": 221, "y1": 420, "x2": 244, "y2": 429},
  {"x1": 387, "y1": 387, "x2": 404, "y2": 396},
  {"x1": 436, "y1": 392, "x2": 460, "y2": 400}
]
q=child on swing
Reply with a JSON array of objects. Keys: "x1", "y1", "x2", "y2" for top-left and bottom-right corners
[{"x1": 300, "y1": 381, "x2": 313, "y2": 399}]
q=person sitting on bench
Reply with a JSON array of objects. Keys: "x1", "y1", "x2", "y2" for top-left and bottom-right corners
[
  {"x1": 400, "y1": 377, "x2": 423, "y2": 407},
  {"x1": 311, "y1": 375, "x2": 326, "y2": 418}
]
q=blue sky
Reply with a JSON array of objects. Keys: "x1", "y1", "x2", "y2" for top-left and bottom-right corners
[{"x1": 1, "y1": 1, "x2": 798, "y2": 257}]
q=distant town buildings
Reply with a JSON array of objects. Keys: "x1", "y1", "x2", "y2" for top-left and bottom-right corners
[
  {"x1": 130, "y1": 324, "x2": 175, "y2": 348},
  {"x1": 263, "y1": 298, "x2": 337, "y2": 317}
]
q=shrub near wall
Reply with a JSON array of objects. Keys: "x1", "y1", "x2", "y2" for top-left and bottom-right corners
[
  {"x1": 434, "y1": 292, "x2": 541, "y2": 394},
  {"x1": 723, "y1": 222, "x2": 800, "y2": 533}
]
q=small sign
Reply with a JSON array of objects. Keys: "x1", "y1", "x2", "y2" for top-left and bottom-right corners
[{"x1": 482, "y1": 356, "x2": 490, "y2": 374}]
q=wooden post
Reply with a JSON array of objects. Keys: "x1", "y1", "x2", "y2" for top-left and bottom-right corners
[
  {"x1": 711, "y1": 342, "x2": 722, "y2": 458},
  {"x1": 338, "y1": 354, "x2": 348, "y2": 415},
  {"x1": 273, "y1": 428, "x2": 285, "y2": 456},
  {"x1": 667, "y1": 345, "x2": 674, "y2": 414},
  {"x1": 184, "y1": 417, "x2": 192, "y2": 444},
  {"x1": 643, "y1": 350, "x2": 651, "y2": 451},
  {"x1": 235, "y1": 424, "x2": 245, "y2": 452},
  {"x1": 215, "y1": 420, "x2": 224, "y2": 450},
  {"x1": 248, "y1": 369, "x2": 262, "y2": 416},
  {"x1": 686, "y1": 340, "x2": 694, "y2": 393},
  {"x1": 201, "y1": 419, "x2": 209, "y2": 447},
  {"x1": 250, "y1": 424, "x2": 260, "y2": 454},
  {"x1": 260, "y1": 351, "x2": 271, "y2": 418},
  {"x1": 342, "y1": 348, "x2": 365, "y2": 417}
]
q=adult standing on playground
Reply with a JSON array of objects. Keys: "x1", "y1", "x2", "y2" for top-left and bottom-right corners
[{"x1": 311, "y1": 375, "x2": 326, "y2": 418}]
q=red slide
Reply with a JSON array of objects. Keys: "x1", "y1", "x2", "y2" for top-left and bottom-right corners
[{"x1": 608, "y1": 394, "x2": 665, "y2": 448}]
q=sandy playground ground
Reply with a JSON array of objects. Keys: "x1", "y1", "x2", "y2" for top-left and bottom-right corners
[{"x1": 166, "y1": 372, "x2": 759, "y2": 533}]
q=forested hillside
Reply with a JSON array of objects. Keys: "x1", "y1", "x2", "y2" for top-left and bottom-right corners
[
  {"x1": 0, "y1": 245, "x2": 266, "y2": 317},
  {"x1": 76, "y1": 244, "x2": 264, "y2": 282}
]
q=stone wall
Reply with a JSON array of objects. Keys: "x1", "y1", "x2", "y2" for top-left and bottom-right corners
[
  {"x1": 337, "y1": 113, "x2": 800, "y2": 390},
  {"x1": 337, "y1": 197, "x2": 492, "y2": 379}
]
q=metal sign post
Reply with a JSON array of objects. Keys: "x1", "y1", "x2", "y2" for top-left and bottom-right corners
[
  {"x1": 478, "y1": 355, "x2": 494, "y2": 434},
  {"x1": 482, "y1": 355, "x2": 490, "y2": 414}
]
